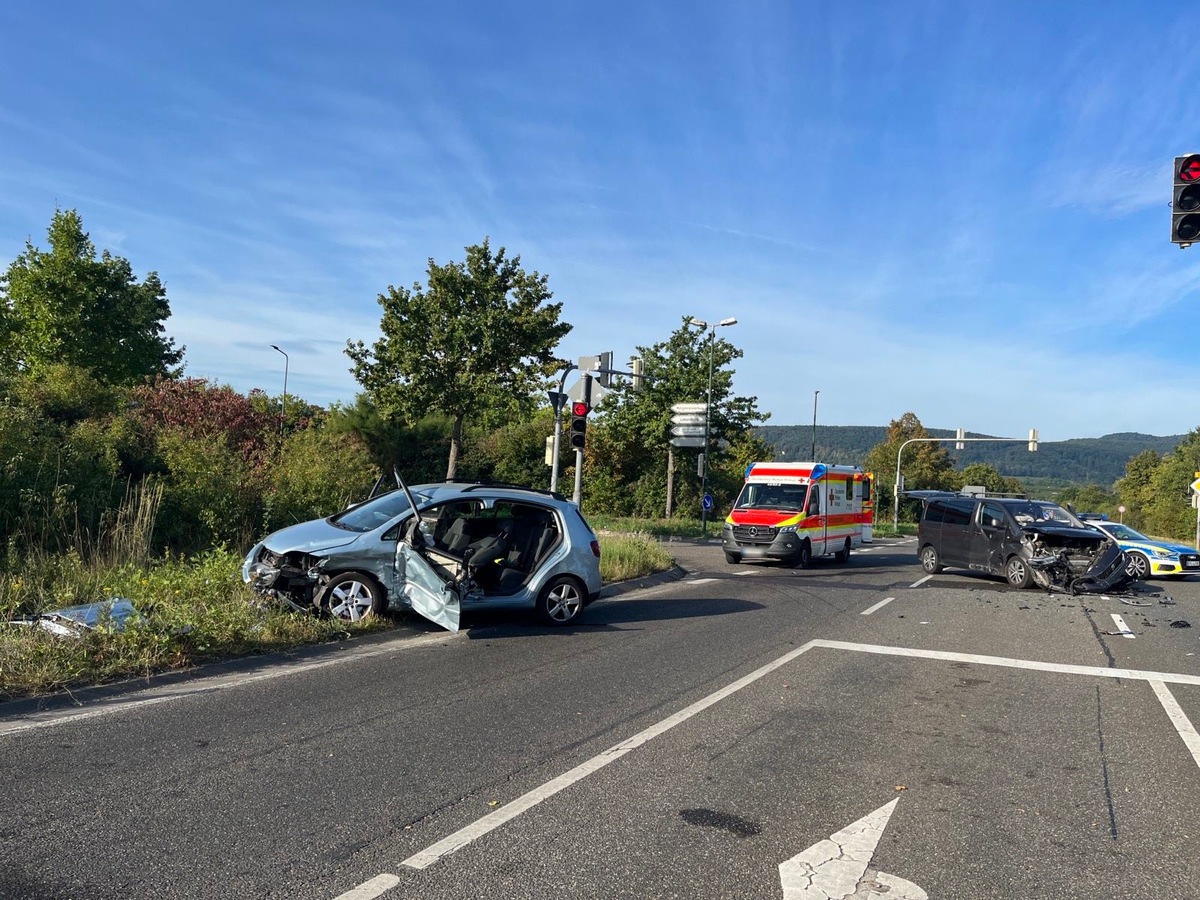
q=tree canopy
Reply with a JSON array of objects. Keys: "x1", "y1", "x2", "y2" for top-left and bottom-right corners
[
  {"x1": 346, "y1": 239, "x2": 570, "y2": 479},
  {"x1": 0, "y1": 209, "x2": 183, "y2": 384}
]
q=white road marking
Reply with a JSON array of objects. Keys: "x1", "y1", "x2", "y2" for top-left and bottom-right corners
[
  {"x1": 331, "y1": 874, "x2": 400, "y2": 900},
  {"x1": 807, "y1": 639, "x2": 1200, "y2": 686},
  {"x1": 909, "y1": 575, "x2": 932, "y2": 588},
  {"x1": 1149, "y1": 681, "x2": 1200, "y2": 770},
  {"x1": 731, "y1": 569, "x2": 756, "y2": 575},
  {"x1": 0, "y1": 631, "x2": 458, "y2": 738},
  {"x1": 1109, "y1": 613, "x2": 1136, "y2": 639},
  {"x1": 778, "y1": 799, "x2": 927, "y2": 900},
  {"x1": 685, "y1": 578, "x2": 719, "y2": 585},
  {"x1": 401, "y1": 639, "x2": 824, "y2": 870},
  {"x1": 860, "y1": 597, "x2": 896, "y2": 616}
]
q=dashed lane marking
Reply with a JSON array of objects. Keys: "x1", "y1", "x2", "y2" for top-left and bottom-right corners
[
  {"x1": 861, "y1": 597, "x2": 896, "y2": 616},
  {"x1": 909, "y1": 574, "x2": 933, "y2": 588},
  {"x1": 1110, "y1": 613, "x2": 1136, "y2": 639}
]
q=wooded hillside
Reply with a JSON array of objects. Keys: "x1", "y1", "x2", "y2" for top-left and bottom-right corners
[{"x1": 756, "y1": 425, "x2": 1183, "y2": 486}]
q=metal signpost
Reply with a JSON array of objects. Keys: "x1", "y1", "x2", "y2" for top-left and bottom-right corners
[{"x1": 892, "y1": 431, "x2": 1039, "y2": 529}]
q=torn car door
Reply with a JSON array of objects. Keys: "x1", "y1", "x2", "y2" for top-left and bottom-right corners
[{"x1": 392, "y1": 515, "x2": 461, "y2": 632}]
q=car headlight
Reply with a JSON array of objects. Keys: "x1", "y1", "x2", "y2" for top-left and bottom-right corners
[
  {"x1": 242, "y1": 543, "x2": 263, "y2": 582},
  {"x1": 778, "y1": 525, "x2": 797, "y2": 533},
  {"x1": 1152, "y1": 548, "x2": 1177, "y2": 559}
]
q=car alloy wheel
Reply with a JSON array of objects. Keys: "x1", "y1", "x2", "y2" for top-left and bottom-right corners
[
  {"x1": 323, "y1": 573, "x2": 383, "y2": 621},
  {"x1": 1005, "y1": 556, "x2": 1032, "y2": 589},
  {"x1": 1125, "y1": 552, "x2": 1151, "y2": 581},
  {"x1": 538, "y1": 576, "x2": 584, "y2": 625},
  {"x1": 920, "y1": 545, "x2": 942, "y2": 574}
]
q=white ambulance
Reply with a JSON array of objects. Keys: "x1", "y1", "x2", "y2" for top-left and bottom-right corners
[{"x1": 720, "y1": 462, "x2": 872, "y2": 567}]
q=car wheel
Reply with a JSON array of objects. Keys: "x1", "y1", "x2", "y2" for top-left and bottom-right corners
[
  {"x1": 725, "y1": 552, "x2": 740, "y2": 565},
  {"x1": 537, "y1": 575, "x2": 585, "y2": 625},
  {"x1": 834, "y1": 538, "x2": 851, "y2": 564},
  {"x1": 1124, "y1": 552, "x2": 1151, "y2": 581},
  {"x1": 792, "y1": 540, "x2": 812, "y2": 569},
  {"x1": 1004, "y1": 556, "x2": 1032, "y2": 589},
  {"x1": 920, "y1": 545, "x2": 943, "y2": 574},
  {"x1": 323, "y1": 573, "x2": 385, "y2": 621}
]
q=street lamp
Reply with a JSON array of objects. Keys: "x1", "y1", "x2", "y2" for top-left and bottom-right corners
[
  {"x1": 688, "y1": 316, "x2": 738, "y2": 536},
  {"x1": 811, "y1": 390, "x2": 819, "y2": 460},
  {"x1": 270, "y1": 344, "x2": 288, "y2": 444}
]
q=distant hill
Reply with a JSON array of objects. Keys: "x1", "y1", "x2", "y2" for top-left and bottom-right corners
[{"x1": 755, "y1": 425, "x2": 1184, "y2": 487}]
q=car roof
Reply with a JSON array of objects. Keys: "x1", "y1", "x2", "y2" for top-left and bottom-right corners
[{"x1": 412, "y1": 482, "x2": 571, "y2": 506}]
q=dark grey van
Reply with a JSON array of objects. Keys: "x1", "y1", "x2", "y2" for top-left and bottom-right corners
[{"x1": 917, "y1": 495, "x2": 1130, "y2": 592}]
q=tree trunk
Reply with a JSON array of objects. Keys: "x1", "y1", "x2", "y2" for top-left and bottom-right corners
[{"x1": 446, "y1": 415, "x2": 464, "y2": 480}]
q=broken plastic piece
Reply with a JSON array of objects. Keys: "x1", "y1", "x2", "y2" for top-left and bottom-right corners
[{"x1": 1170, "y1": 620, "x2": 1192, "y2": 629}]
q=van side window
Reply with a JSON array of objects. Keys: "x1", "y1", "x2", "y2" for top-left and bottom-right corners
[
  {"x1": 980, "y1": 501, "x2": 1006, "y2": 529},
  {"x1": 923, "y1": 501, "x2": 946, "y2": 524},
  {"x1": 943, "y1": 500, "x2": 973, "y2": 526},
  {"x1": 846, "y1": 477, "x2": 853, "y2": 500}
]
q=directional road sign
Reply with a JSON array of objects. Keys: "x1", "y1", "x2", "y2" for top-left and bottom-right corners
[
  {"x1": 671, "y1": 412, "x2": 707, "y2": 426},
  {"x1": 670, "y1": 436, "x2": 705, "y2": 448},
  {"x1": 670, "y1": 402, "x2": 709, "y2": 414},
  {"x1": 671, "y1": 425, "x2": 706, "y2": 438}
]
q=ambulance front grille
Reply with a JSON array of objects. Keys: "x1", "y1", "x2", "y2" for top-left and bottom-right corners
[{"x1": 732, "y1": 525, "x2": 777, "y2": 544}]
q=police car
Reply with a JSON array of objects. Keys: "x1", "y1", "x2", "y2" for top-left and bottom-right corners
[{"x1": 1083, "y1": 518, "x2": 1200, "y2": 580}]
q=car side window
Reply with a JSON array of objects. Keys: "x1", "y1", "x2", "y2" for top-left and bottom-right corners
[{"x1": 923, "y1": 501, "x2": 945, "y2": 524}]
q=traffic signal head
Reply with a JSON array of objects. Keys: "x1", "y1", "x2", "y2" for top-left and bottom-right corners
[
  {"x1": 1173, "y1": 155, "x2": 1200, "y2": 245},
  {"x1": 569, "y1": 401, "x2": 589, "y2": 450}
]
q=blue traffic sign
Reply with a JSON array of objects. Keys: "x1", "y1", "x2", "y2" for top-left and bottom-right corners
[{"x1": 702, "y1": 492, "x2": 714, "y2": 511}]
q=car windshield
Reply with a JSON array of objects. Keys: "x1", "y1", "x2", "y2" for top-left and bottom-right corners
[
  {"x1": 733, "y1": 483, "x2": 807, "y2": 511},
  {"x1": 1100, "y1": 523, "x2": 1149, "y2": 541},
  {"x1": 330, "y1": 488, "x2": 430, "y2": 533},
  {"x1": 1008, "y1": 502, "x2": 1083, "y2": 527}
]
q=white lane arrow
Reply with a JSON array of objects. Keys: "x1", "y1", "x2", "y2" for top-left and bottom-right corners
[{"x1": 778, "y1": 799, "x2": 926, "y2": 899}]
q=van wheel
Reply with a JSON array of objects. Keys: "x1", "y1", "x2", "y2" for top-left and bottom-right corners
[
  {"x1": 792, "y1": 541, "x2": 812, "y2": 569},
  {"x1": 1005, "y1": 556, "x2": 1032, "y2": 589},
  {"x1": 835, "y1": 538, "x2": 851, "y2": 563},
  {"x1": 920, "y1": 545, "x2": 942, "y2": 574},
  {"x1": 725, "y1": 552, "x2": 740, "y2": 565},
  {"x1": 537, "y1": 576, "x2": 585, "y2": 625},
  {"x1": 323, "y1": 572, "x2": 385, "y2": 621}
]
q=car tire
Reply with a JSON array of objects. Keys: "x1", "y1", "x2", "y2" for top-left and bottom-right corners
[
  {"x1": 725, "y1": 552, "x2": 740, "y2": 565},
  {"x1": 791, "y1": 540, "x2": 812, "y2": 569},
  {"x1": 1004, "y1": 556, "x2": 1032, "y2": 589},
  {"x1": 920, "y1": 544, "x2": 943, "y2": 574},
  {"x1": 322, "y1": 572, "x2": 385, "y2": 621},
  {"x1": 1124, "y1": 552, "x2": 1151, "y2": 581},
  {"x1": 537, "y1": 575, "x2": 585, "y2": 625},
  {"x1": 834, "y1": 538, "x2": 851, "y2": 564}
]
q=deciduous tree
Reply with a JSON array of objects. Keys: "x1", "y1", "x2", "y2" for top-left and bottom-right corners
[
  {"x1": 346, "y1": 240, "x2": 570, "y2": 479},
  {"x1": 0, "y1": 209, "x2": 183, "y2": 384}
]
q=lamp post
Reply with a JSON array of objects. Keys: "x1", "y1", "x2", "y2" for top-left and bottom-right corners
[
  {"x1": 688, "y1": 316, "x2": 738, "y2": 535},
  {"x1": 270, "y1": 344, "x2": 289, "y2": 444},
  {"x1": 811, "y1": 390, "x2": 819, "y2": 460}
]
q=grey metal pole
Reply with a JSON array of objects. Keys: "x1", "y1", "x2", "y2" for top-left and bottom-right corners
[
  {"x1": 700, "y1": 326, "x2": 715, "y2": 536},
  {"x1": 270, "y1": 344, "x2": 288, "y2": 444},
  {"x1": 550, "y1": 363, "x2": 576, "y2": 493},
  {"x1": 811, "y1": 390, "x2": 819, "y2": 460}
]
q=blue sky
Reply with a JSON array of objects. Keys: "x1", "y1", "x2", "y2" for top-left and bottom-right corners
[{"x1": 2, "y1": 1, "x2": 1198, "y2": 442}]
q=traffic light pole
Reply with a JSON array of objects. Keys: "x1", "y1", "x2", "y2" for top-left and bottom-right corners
[
  {"x1": 572, "y1": 373, "x2": 592, "y2": 507},
  {"x1": 549, "y1": 363, "x2": 576, "y2": 494}
]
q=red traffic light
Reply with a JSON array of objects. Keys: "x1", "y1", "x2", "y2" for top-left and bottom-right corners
[
  {"x1": 1180, "y1": 155, "x2": 1200, "y2": 183},
  {"x1": 571, "y1": 401, "x2": 589, "y2": 417}
]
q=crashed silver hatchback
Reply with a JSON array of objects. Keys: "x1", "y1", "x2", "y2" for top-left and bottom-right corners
[{"x1": 242, "y1": 479, "x2": 603, "y2": 632}]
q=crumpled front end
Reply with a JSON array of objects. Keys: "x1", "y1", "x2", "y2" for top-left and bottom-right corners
[
  {"x1": 242, "y1": 543, "x2": 325, "y2": 612},
  {"x1": 1021, "y1": 529, "x2": 1130, "y2": 594}
]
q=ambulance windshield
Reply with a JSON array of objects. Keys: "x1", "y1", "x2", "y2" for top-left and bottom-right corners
[{"x1": 733, "y1": 483, "x2": 808, "y2": 511}]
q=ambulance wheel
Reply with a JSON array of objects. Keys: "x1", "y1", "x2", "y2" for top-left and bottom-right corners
[
  {"x1": 835, "y1": 538, "x2": 851, "y2": 563},
  {"x1": 725, "y1": 552, "x2": 740, "y2": 565},
  {"x1": 792, "y1": 541, "x2": 812, "y2": 569}
]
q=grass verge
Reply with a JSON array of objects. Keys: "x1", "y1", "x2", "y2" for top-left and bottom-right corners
[{"x1": 1, "y1": 533, "x2": 676, "y2": 702}]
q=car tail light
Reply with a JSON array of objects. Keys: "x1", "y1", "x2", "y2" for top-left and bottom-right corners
[{"x1": 591, "y1": 540, "x2": 601, "y2": 558}]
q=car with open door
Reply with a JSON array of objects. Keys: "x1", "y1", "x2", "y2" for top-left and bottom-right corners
[{"x1": 241, "y1": 477, "x2": 603, "y2": 631}]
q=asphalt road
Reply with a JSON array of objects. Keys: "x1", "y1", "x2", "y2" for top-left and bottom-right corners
[{"x1": 3, "y1": 537, "x2": 1200, "y2": 899}]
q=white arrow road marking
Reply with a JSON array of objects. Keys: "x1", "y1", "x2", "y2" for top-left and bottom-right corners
[{"x1": 778, "y1": 799, "x2": 926, "y2": 899}]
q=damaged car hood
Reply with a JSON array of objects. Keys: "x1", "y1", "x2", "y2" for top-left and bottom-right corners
[{"x1": 261, "y1": 518, "x2": 362, "y2": 555}]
